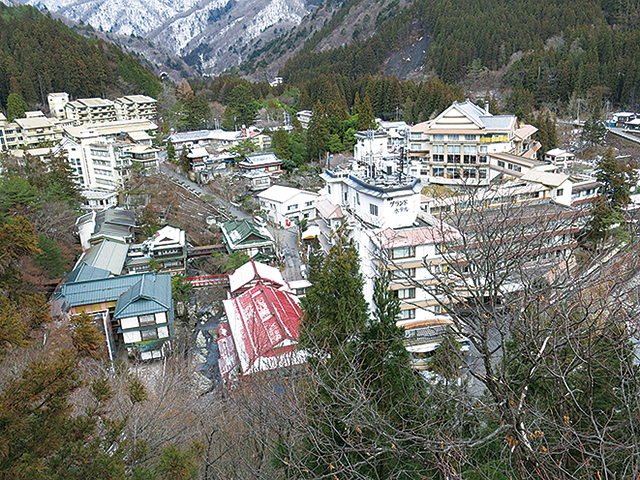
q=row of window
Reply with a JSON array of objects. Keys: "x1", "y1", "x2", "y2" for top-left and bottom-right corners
[
  {"x1": 431, "y1": 168, "x2": 488, "y2": 179},
  {"x1": 411, "y1": 134, "x2": 479, "y2": 142}
]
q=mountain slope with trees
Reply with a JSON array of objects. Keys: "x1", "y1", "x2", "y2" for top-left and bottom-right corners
[{"x1": 0, "y1": 2, "x2": 160, "y2": 113}]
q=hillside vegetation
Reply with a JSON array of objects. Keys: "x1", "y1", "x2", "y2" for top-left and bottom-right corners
[
  {"x1": 0, "y1": 3, "x2": 161, "y2": 111},
  {"x1": 246, "y1": 0, "x2": 640, "y2": 110}
]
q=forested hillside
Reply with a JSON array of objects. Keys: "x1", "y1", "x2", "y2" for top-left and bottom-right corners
[
  {"x1": 0, "y1": 3, "x2": 160, "y2": 111},
  {"x1": 259, "y1": 0, "x2": 640, "y2": 110}
]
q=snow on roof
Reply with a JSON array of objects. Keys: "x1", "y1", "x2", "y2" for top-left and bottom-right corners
[
  {"x1": 222, "y1": 282, "x2": 305, "y2": 375},
  {"x1": 546, "y1": 148, "x2": 574, "y2": 157},
  {"x1": 228, "y1": 259, "x2": 285, "y2": 294}
]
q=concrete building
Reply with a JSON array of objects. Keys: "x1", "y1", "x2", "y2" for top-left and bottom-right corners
[
  {"x1": 257, "y1": 185, "x2": 318, "y2": 228},
  {"x1": 114, "y1": 95, "x2": 158, "y2": 121},
  {"x1": 65, "y1": 98, "x2": 118, "y2": 124},
  {"x1": 319, "y1": 167, "x2": 467, "y2": 365},
  {"x1": 408, "y1": 100, "x2": 539, "y2": 186},
  {"x1": 544, "y1": 148, "x2": 576, "y2": 168},
  {"x1": 55, "y1": 119, "x2": 158, "y2": 191}
]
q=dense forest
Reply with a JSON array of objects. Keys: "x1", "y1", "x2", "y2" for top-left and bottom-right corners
[
  {"x1": 0, "y1": 3, "x2": 161, "y2": 112},
  {"x1": 272, "y1": 0, "x2": 640, "y2": 111}
]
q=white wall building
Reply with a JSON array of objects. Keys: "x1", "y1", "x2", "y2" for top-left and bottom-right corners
[
  {"x1": 257, "y1": 185, "x2": 318, "y2": 228},
  {"x1": 318, "y1": 168, "x2": 465, "y2": 364}
]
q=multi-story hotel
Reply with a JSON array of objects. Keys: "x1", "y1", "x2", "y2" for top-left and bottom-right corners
[{"x1": 408, "y1": 100, "x2": 539, "y2": 186}]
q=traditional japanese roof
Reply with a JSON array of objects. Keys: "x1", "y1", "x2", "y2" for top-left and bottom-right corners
[
  {"x1": 228, "y1": 259, "x2": 285, "y2": 294},
  {"x1": 65, "y1": 263, "x2": 111, "y2": 284},
  {"x1": 222, "y1": 282, "x2": 305, "y2": 375},
  {"x1": 113, "y1": 274, "x2": 173, "y2": 319},
  {"x1": 77, "y1": 239, "x2": 129, "y2": 275},
  {"x1": 55, "y1": 272, "x2": 170, "y2": 311},
  {"x1": 239, "y1": 152, "x2": 282, "y2": 169},
  {"x1": 220, "y1": 220, "x2": 275, "y2": 251}
]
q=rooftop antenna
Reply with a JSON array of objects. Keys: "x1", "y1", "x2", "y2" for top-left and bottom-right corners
[{"x1": 367, "y1": 128, "x2": 374, "y2": 178}]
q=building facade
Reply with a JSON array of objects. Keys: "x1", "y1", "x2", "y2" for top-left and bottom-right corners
[{"x1": 408, "y1": 100, "x2": 539, "y2": 186}]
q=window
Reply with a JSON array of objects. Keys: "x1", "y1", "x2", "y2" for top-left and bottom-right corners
[
  {"x1": 287, "y1": 204, "x2": 298, "y2": 211},
  {"x1": 556, "y1": 188, "x2": 564, "y2": 196},
  {"x1": 370, "y1": 203, "x2": 378, "y2": 216},
  {"x1": 327, "y1": 185, "x2": 331, "y2": 194},
  {"x1": 356, "y1": 193, "x2": 360, "y2": 205},
  {"x1": 479, "y1": 169, "x2": 487, "y2": 179},
  {"x1": 394, "y1": 287, "x2": 416, "y2": 299},
  {"x1": 448, "y1": 134, "x2": 459, "y2": 141},
  {"x1": 400, "y1": 309, "x2": 416, "y2": 319},
  {"x1": 305, "y1": 201, "x2": 313, "y2": 207},
  {"x1": 433, "y1": 134, "x2": 444, "y2": 141},
  {"x1": 411, "y1": 143, "x2": 422, "y2": 150},
  {"x1": 139, "y1": 314, "x2": 156, "y2": 326},
  {"x1": 433, "y1": 167, "x2": 445, "y2": 177},
  {"x1": 479, "y1": 155, "x2": 488, "y2": 163},
  {"x1": 391, "y1": 246, "x2": 415, "y2": 259},
  {"x1": 432, "y1": 144, "x2": 445, "y2": 162},
  {"x1": 410, "y1": 133, "x2": 422, "y2": 140},
  {"x1": 463, "y1": 145, "x2": 476, "y2": 164},
  {"x1": 141, "y1": 329, "x2": 159, "y2": 341},
  {"x1": 465, "y1": 135, "x2": 476, "y2": 141},
  {"x1": 392, "y1": 268, "x2": 416, "y2": 279},
  {"x1": 497, "y1": 160, "x2": 505, "y2": 168},
  {"x1": 463, "y1": 169, "x2": 476, "y2": 178},
  {"x1": 447, "y1": 145, "x2": 460, "y2": 163},
  {"x1": 446, "y1": 168, "x2": 460, "y2": 179}
]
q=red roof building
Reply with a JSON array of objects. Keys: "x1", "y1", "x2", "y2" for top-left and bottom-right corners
[{"x1": 220, "y1": 282, "x2": 305, "y2": 376}]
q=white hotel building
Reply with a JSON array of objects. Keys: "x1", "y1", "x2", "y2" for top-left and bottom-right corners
[{"x1": 319, "y1": 167, "x2": 466, "y2": 365}]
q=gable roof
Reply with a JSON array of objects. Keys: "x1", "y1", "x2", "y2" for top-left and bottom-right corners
[
  {"x1": 65, "y1": 263, "x2": 111, "y2": 284},
  {"x1": 77, "y1": 239, "x2": 129, "y2": 275},
  {"x1": 228, "y1": 259, "x2": 285, "y2": 294},
  {"x1": 56, "y1": 272, "x2": 171, "y2": 311},
  {"x1": 257, "y1": 185, "x2": 316, "y2": 203},
  {"x1": 221, "y1": 220, "x2": 274, "y2": 249},
  {"x1": 222, "y1": 282, "x2": 304, "y2": 375},
  {"x1": 114, "y1": 274, "x2": 173, "y2": 319}
]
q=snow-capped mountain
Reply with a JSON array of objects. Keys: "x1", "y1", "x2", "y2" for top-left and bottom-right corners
[{"x1": 23, "y1": 0, "x2": 318, "y2": 74}]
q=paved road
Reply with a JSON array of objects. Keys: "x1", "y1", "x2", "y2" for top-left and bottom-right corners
[
  {"x1": 159, "y1": 157, "x2": 305, "y2": 281},
  {"x1": 272, "y1": 226, "x2": 304, "y2": 282}
]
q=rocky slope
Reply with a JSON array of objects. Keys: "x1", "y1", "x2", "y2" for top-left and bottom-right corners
[{"x1": 20, "y1": 0, "x2": 319, "y2": 75}]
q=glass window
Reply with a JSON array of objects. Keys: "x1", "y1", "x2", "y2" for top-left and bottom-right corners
[
  {"x1": 391, "y1": 246, "x2": 415, "y2": 259},
  {"x1": 433, "y1": 134, "x2": 445, "y2": 141},
  {"x1": 448, "y1": 135, "x2": 459, "y2": 141},
  {"x1": 465, "y1": 135, "x2": 476, "y2": 141},
  {"x1": 394, "y1": 288, "x2": 416, "y2": 299},
  {"x1": 400, "y1": 309, "x2": 416, "y2": 319},
  {"x1": 139, "y1": 314, "x2": 156, "y2": 326},
  {"x1": 370, "y1": 203, "x2": 378, "y2": 216},
  {"x1": 392, "y1": 268, "x2": 416, "y2": 279}
]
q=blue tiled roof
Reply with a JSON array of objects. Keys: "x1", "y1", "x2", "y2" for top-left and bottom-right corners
[
  {"x1": 56, "y1": 272, "x2": 171, "y2": 313},
  {"x1": 65, "y1": 263, "x2": 111, "y2": 284},
  {"x1": 114, "y1": 274, "x2": 172, "y2": 319}
]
